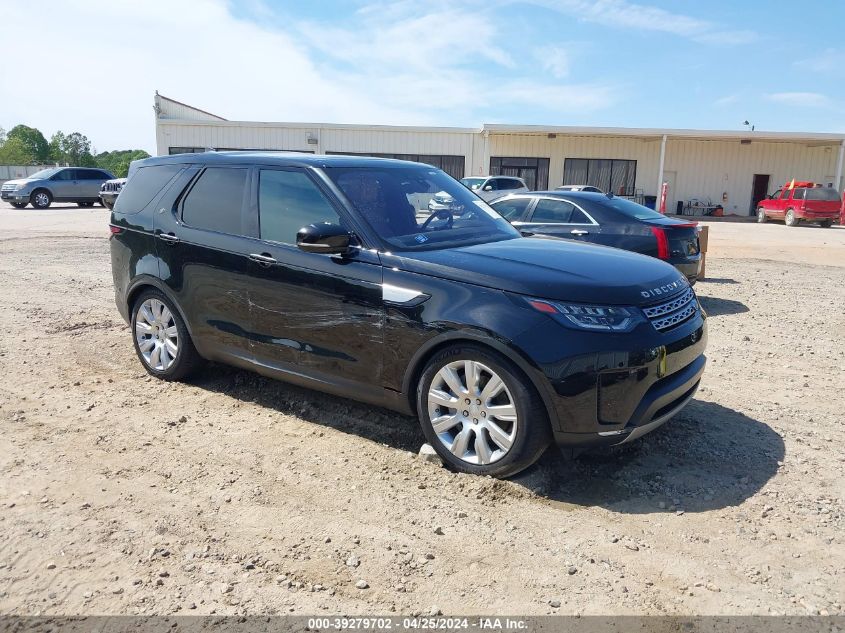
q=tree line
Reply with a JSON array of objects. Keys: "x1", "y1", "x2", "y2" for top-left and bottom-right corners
[{"x1": 0, "y1": 124, "x2": 149, "y2": 178}]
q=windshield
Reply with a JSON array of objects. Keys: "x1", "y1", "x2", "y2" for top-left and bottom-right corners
[
  {"x1": 805, "y1": 187, "x2": 841, "y2": 202},
  {"x1": 26, "y1": 168, "x2": 60, "y2": 180},
  {"x1": 596, "y1": 196, "x2": 669, "y2": 220},
  {"x1": 460, "y1": 177, "x2": 486, "y2": 190},
  {"x1": 326, "y1": 166, "x2": 520, "y2": 251}
]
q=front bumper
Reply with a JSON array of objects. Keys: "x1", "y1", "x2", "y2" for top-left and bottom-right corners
[
  {"x1": 512, "y1": 305, "x2": 707, "y2": 448},
  {"x1": 1, "y1": 190, "x2": 29, "y2": 202}
]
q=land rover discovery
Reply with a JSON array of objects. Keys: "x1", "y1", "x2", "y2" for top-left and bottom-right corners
[{"x1": 110, "y1": 153, "x2": 707, "y2": 478}]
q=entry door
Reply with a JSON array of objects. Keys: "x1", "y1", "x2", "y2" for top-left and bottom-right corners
[
  {"x1": 661, "y1": 170, "x2": 677, "y2": 214},
  {"x1": 50, "y1": 169, "x2": 78, "y2": 199},
  {"x1": 245, "y1": 167, "x2": 384, "y2": 386},
  {"x1": 751, "y1": 174, "x2": 770, "y2": 214}
]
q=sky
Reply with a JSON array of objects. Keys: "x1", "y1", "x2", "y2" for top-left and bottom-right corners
[{"x1": 1, "y1": 0, "x2": 844, "y2": 153}]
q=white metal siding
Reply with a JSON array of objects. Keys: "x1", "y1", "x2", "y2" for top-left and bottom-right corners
[{"x1": 155, "y1": 116, "x2": 842, "y2": 215}]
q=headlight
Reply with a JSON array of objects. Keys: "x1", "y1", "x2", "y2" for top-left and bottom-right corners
[
  {"x1": 525, "y1": 298, "x2": 644, "y2": 332},
  {"x1": 14, "y1": 183, "x2": 27, "y2": 191}
]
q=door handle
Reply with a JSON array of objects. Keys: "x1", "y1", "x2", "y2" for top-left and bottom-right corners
[
  {"x1": 157, "y1": 232, "x2": 180, "y2": 244},
  {"x1": 570, "y1": 229, "x2": 589, "y2": 236},
  {"x1": 248, "y1": 252, "x2": 277, "y2": 266}
]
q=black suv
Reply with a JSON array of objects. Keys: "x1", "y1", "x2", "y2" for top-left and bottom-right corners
[{"x1": 110, "y1": 153, "x2": 707, "y2": 478}]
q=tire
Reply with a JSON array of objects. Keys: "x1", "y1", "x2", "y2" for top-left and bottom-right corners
[
  {"x1": 416, "y1": 344, "x2": 551, "y2": 478},
  {"x1": 77, "y1": 201, "x2": 94, "y2": 208},
  {"x1": 756, "y1": 208, "x2": 767, "y2": 223},
  {"x1": 11, "y1": 202, "x2": 27, "y2": 209},
  {"x1": 784, "y1": 209, "x2": 799, "y2": 227},
  {"x1": 30, "y1": 189, "x2": 52, "y2": 209},
  {"x1": 130, "y1": 289, "x2": 203, "y2": 381},
  {"x1": 819, "y1": 220, "x2": 832, "y2": 228}
]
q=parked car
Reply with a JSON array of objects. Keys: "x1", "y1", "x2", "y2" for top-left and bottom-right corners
[
  {"x1": 100, "y1": 178, "x2": 127, "y2": 210},
  {"x1": 1, "y1": 167, "x2": 115, "y2": 209},
  {"x1": 556, "y1": 185, "x2": 604, "y2": 193},
  {"x1": 460, "y1": 175, "x2": 528, "y2": 201},
  {"x1": 491, "y1": 191, "x2": 702, "y2": 282},
  {"x1": 756, "y1": 181, "x2": 840, "y2": 227},
  {"x1": 110, "y1": 153, "x2": 706, "y2": 478}
]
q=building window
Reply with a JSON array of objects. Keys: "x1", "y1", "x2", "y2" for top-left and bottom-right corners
[
  {"x1": 326, "y1": 152, "x2": 465, "y2": 180},
  {"x1": 564, "y1": 158, "x2": 637, "y2": 196},
  {"x1": 489, "y1": 157, "x2": 550, "y2": 191},
  {"x1": 169, "y1": 147, "x2": 206, "y2": 155}
]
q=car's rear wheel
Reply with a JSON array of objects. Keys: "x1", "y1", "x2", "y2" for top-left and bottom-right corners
[
  {"x1": 416, "y1": 344, "x2": 551, "y2": 478},
  {"x1": 819, "y1": 220, "x2": 833, "y2": 228},
  {"x1": 30, "y1": 189, "x2": 52, "y2": 209},
  {"x1": 756, "y1": 208, "x2": 767, "y2": 223},
  {"x1": 131, "y1": 289, "x2": 202, "y2": 381},
  {"x1": 77, "y1": 201, "x2": 94, "y2": 208},
  {"x1": 11, "y1": 202, "x2": 27, "y2": 209},
  {"x1": 784, "y1": 209, "x2": 799, "y2": 227}
]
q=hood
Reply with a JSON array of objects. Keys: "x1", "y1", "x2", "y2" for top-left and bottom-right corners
[
  {"x1": 2, "y1": 178, "x2": 31, "y2": 186},
  {"x1": 385, "y1": 236, "x2": 686, "y2": 306}
]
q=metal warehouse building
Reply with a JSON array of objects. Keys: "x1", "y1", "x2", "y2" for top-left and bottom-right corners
[{"x1": 154, "y1": 93, "x2": 845, "y2": 217}]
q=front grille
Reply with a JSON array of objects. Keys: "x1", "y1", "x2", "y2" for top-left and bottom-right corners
[
  {"x1": 1, "y1": 183, "x2": 16, "y2": 192},
  {"x1": 643, "y1": 287, "x2": 697, "y2": 332}
]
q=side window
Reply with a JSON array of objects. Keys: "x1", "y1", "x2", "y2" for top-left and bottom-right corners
[
  {"x1": 503, "y1": 179, "x2": 523, "y2": 190},
  {"x1": 114, "y1": 164, "x2": 183, "y2": 214},
  {"x1": 258, "y1": 169, "x2": 341, "y2": 244},
  {"x1": 791, "y1": 188, "x2": 805, "y2": 200},
  {"x1": 491, "y1": 197, "x2": 532, "y2": 221},
  {"x1": 53, "y1": 169, "x2": 74, "y2": 181},
  {"x1": 780, "y1": 189, "x2": 791, "y2": 199},
  {"x1": 569, "y1": 207, "x2": 592, "y2": 223},
  {"x1": 181, "y1": 167, "x2": 247, "y2": 235},
  {"x1": 771, "y1": 189, "x2": 781, "y2": 200},
  {"x1": 483, "y1": 179, "x2": 498, "y2": 191},
  {"x1": 532, "y1": 198, "x2": 575, "y2": 223}
]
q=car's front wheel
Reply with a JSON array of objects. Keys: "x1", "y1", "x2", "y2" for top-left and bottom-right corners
[
  {"x1": 30, "y1": 189, "x2": 52, "y2": 209},
  {"x1": 416, "y1": 344, "x2": 551, "y2": 478},
  {"x1": 131, "y1": 289, "x2": 203, "y2": 381},
  {"x1": 819, "y1": 220, "x2": 833, "y2": 228},
  {"x1": 11, "y1": 202, "x2": 27, "y2": 209},
  {"x1": 757, "y1": 208, "x2": 767, "y2": 223},
  {"x1": 784, "y1": 209, "x2": 800, "y2": 227}
]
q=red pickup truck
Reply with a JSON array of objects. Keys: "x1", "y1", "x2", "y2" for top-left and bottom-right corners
[{"x1": 757, "y1": 181, "x2": 841, "y2": 227}]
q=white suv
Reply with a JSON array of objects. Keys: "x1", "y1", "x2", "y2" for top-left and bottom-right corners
[{"x1": 460, "y1": 176, "x2": 529, "y2": 201}]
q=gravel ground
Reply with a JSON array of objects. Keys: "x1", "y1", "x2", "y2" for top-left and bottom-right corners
[{"x1": 0, "y1": 209, "x2": 843, "y2": 616}]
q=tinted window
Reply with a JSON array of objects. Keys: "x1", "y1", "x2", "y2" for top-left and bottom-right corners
[
  {"x1": 491, "y1": 197, "x2": 532, "y2": 220},
  {"x1": 79, "y1": 169, "x2": 106, "y2": 180},
  {"x1": 115, "y1": 164, "x2": 183, "y2": 214},
  {"x1": 258, "y1": 170, "x2": 341, "y2": 244},
  {"x1": 780, "y1": 189, "x2": 791, "y2": 199},
  {"x1": 570, "y1": 207, "x2": 592, "y2": 223},
  {"x1": 53, "y1": 169, "x2": 75, "y2": 181},
  {"x1": 483, "y1": 179, "x2": 498, "y2": 191},
  {"x1": 532, "y1": 198, "x2": 575, "y2": 223},
  {"x1": 498, "y1": 178, "x2": 523, "y2": 190},
  {"x1": 771, "y1": 189, "x2": 782, "y2": 199},
  {"x1": 806, "y1": 187, "x2": 841, "y2": 201},
  {"x1": 182, "y1": 168, "x2": 247, "y2": 234}
]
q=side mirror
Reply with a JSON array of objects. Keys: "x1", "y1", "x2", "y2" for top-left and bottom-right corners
[
  {"x1": 296, "y1": 222, "x2": 352, "y2": 255},
  {"x1": 483, "y1": 185, "x2": 493, "y2": 191}
]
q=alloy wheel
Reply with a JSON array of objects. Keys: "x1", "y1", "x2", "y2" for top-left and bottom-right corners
[
  {"x1": 33, "y1": 192, "x2": 50, "y2": 208},
  {"x1": 134, "y1": 298, "x2": 179, "y2": 371},
  {"x1": 426, "y1": 360, "x2": 518, "y2": 465}
]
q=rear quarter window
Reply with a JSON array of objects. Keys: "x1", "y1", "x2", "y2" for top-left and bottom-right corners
[
  {"x1": 181, "y1": 167, "x2": 248, "y2": 235},
  {"x1": 805, "y1": 187, "x2": 841, "y2": 201},
  {"x1": 114, "y1": 164, "x2": 183, "y2": 214}
]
